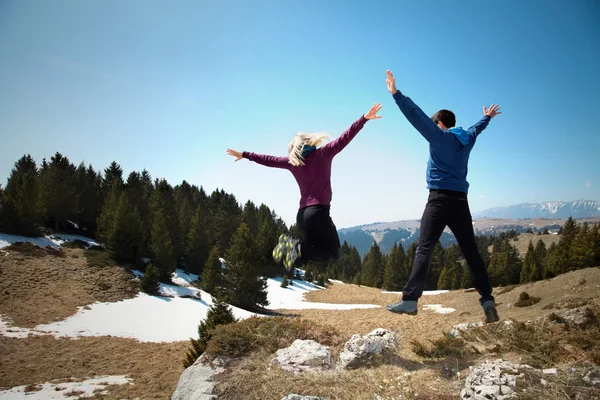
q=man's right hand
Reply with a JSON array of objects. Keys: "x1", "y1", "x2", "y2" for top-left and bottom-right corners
[
  {"x1": 483, "y1": 104, "x2": 502, "y2": 118},
  {"x1": 386, "y1": 70, "x2": 397, "y2": 95}
]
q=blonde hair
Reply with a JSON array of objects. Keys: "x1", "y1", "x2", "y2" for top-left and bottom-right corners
[{"x1": 287, "y1": 132, "x2": 330, "y2": 167}]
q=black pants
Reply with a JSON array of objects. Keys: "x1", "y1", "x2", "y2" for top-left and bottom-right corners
[
  {"x1": 402, "y1": 190, "x2": 494, "y2": 305},
  {"x1": 296, "y1": 205, "x2": 341, "y2": 265}
]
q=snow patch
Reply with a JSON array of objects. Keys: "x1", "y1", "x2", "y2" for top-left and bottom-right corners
[
  {"x1": 0, "y1": 232, "x2": 98, "y2": 250},
  {"x1": 423, "y1": 304, "x2": 456, "y2": 314},
  {"x1": 0, "y1": 376, "x2": 131, "y2": 399},
  {"x1": 265, "y1": 277, "x2": 378, "y2": 310}
]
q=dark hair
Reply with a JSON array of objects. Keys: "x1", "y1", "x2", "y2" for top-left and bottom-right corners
[{"x1": 432, "y1": 109, "x2": 456, "y2": 128}]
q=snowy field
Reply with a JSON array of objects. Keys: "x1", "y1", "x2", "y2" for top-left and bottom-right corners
[
  {"x1": 0, "y1": 376, "x2": 131, "y2": 399},
  {"x1": 0, "y1": 233, "x2": 380, "y2": 343}
]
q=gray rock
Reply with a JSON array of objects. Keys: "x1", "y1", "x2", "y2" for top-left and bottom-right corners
[
  {"x1": 551, "y1": 307, "x2": 597, "y2": 328},
  {"x1": 450, "y1": 321, "x2": 484, "y2": 338},
  {"x1": 272, "y1": 339, "x2": 333, "y2": 374},
  {"x1": 460, "y1": 360, "x2": 526, "y2": 399},
  {"x1": 583, "y1": 367, "x2": 600, "y2": 386},
  {"x1": 281, "y1": 395, "x2": 325, "y2": 400},
  {"x1": 171, "y1": 355, "x2": 225, "y2": 400},
  {"x1": 338, "y1": 328, "x2": 396, "y2": 369}
]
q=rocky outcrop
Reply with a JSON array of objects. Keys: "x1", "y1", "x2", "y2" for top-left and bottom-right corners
[
  {"x1": 338, "y1": 328, "x2": 396, "y2": 369},
  {"x1": 271, "y1": 339, "x2": 333, "y2": 374}
]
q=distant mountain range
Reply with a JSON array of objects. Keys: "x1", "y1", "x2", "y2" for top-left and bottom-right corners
[
  {"x1": 338, "y1": 200, "x2": 600, "y2": 256},
  {"x1": 472, "y1": 200, "x2": 600, "y2": 219}
]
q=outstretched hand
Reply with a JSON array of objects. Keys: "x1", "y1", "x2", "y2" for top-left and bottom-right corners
[
  {"x1": 483, "y1": 104, "x2": 502, "y2": 118},
  {"x1": 364, "y1": 103, "x2": 383, "y2": 120},
  {"x1": 386, "y1": 70, "x2": 397, "y2": 94},
  {"x1": 226, "y1": 149, "x2": 243, "y2": 162}
]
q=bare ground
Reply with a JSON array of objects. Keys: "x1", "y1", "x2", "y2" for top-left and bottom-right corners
[
  {"x1": 0, "y1": 247, "x2": 138, "y2": 327},
  {"x1": 0, "y1": 335, "x2": 188, "y2": 399}
]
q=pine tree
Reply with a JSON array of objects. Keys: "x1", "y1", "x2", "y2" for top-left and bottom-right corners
[
  {"x1": 571, "y1": 222, "x2": 594, "y2": 269},
  {"x1": 543, "y1": 228, "x2": 550, "y2": 235},
  {"x1": 383, "y1": 242, "x2": 406, "y2": 291},
  {"x1": 363, "y1": 242, "x2": 384, "y2": 288},
  {"x1": 140, "y1": 264, "x2": 160, "y2": 294},
  {"x1": 254, "y1": 214, "x2": 281, "y2": 277},
  {"x1": 108, "y1": 193, "x2": 145, "y2": 264},
  {"x1": 2, "y1": 155, "x2": 43, "y2": 236},
  {"x1": 40, "y1": 153, "x2": 78, "y2": 230},
  {"x1": 347, "y1": 246, "x2": 362, "y2": 283},
  {"x1": 437, "y1": 265, "x2": 451, "y2": 290},
  {"x1": 544, "y1": 242, "x2": 558, "y2": 279},
  {"x1": 96, "y1": 183, "x2": 122, "y2": 243},
  {"x1": 460, "y1": 263, "x2": 472, "y2": 289},
  {"x1": 242, "y1": 200, "x2": 260, "y2": 235},
  {"x1": 186, "y1": 206, "x2": 210, "y2": 275},
  {"x1": 529, "y1": 239, "x2": 547, "y2": 282},
  {"x1": 590, "y1": 224, "x2": 600, "y2": 266},
  {"x1": 126, "y1": 171, "x2": 153, "y2": 247},
  {"x1": 502, "y1": 241, "x2": 523, "y2": 285},
  {"x1": 201, "y1": 246, "x2": 222, "y2": 295},
  {"x1": 152, "y1": 179, "x2": 183, "y2": 261},
  {"x1": 553, "y1": 216, "x2": 579, "y2": 274},
  {"x1": 75, "y1": 163, "x2": 102, "y2": 234},
  {"x1": 183, "y1": 294, "x2": 236, "y2": 368},
  {"x1": 521, "y1": 241, "x2": 535, "y2": 283},
  {"x1": 151, "y1": 209, "x2": 176, "y2": 282},
  {"x1": 210, "y1": 190, "x2": 242, "y2": 251},
  {"x1": 426, "y1": 242, "x2": 444, "y2": 290},
  {"x1": 222, "y1": 223, "x2": 268, "y2": 310},
  {"x1": 102, "y1": 161, "x2": 124, "y2": 200}
]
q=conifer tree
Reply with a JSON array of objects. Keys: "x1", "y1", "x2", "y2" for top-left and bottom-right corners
[
  {"x1": 2, "y1": 155, "x2": 43, "y2": 236},
  {"x1": 222, "y1": 223, "x2": 268, "y2": 310},
  {"x1": 140, "y1": 264, "x2": 160, "y2": 294},
  {"x1": 201, "y1": 246, "x2": 222, "y2": 295},
  {"x1": 186, "y1": 206, "x2": 210, "y2": 275},
  {"x1": 363, "y1": 242, "x2": 384, "y2": 288},
  {"x1": 383, "y1": 242, "x2": 405, "y2": 291},
  {"x1": 529, "y1": 239, "x2": 547, "y2": 282},
  {"x1": 108, "y1": 193, "x2": 144, "y2": 263},
  {"x1": 183, "y1": 294, "x2": 236, "y2": 368},
  {"x1": 553, "y1": 217, "x2": 579, "y2": 274},
  {"x1": 40, "y1": 153, "x2": 78, "y2": 230},
  {"x1": 96, "y1": 183, "x2": 122, "y2": 243},
  {"x1": 151, "y1": 209, "x2": 176, "y2": 282},
  {"x1": 426, "y1": 242, "x2": 444, "y2": 290},
  {"x1": 520, "y1": 240, "x2": 535, "y2": 283}
]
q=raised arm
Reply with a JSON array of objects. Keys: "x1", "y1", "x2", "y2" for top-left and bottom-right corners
[
  {"x1": 226, "y1": 149, "x2": 290, "y2": 169},
  {"x1": 321, "y1": 103, "x2": 382, "y2": 158},
  {"x1": 467, "y1": 104, "x2": 502, "y2": 142},
  {"x1": 386, "y1": 70, "x2": 443, "y2": 143}
]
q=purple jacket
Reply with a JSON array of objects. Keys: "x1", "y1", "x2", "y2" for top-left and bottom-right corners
[{"x1": 243, "y1": 115, "x2": 368, "y2": 209}]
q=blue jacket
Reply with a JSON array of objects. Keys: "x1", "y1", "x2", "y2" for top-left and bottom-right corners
[{"x1": 392, "y1": 91, "x2": 491, "y2": 193}]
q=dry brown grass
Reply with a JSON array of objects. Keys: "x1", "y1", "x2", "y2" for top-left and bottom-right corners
[
  {"x1": 214, "y1": 349, "x2": 464, "y2": 400},
  {"x1": 0, "y1": 247, "x2": 138, "y2": 327},
  {"x1": 0, "y1": 335, "x2": 188, "y2": 399}
]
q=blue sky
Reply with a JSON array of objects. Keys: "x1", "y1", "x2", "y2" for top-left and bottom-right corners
[{"x1": 1, "y1": 0, "x2": 599, "y2": 228}]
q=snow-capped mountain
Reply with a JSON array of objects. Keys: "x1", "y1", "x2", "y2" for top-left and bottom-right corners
[{"x1": 472, "y1": 200, "x2": 600, "y2": 219}]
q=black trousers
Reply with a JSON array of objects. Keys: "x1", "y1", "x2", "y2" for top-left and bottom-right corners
[
  {"x1": 296, "y1": 205, "x2": 341, "y2": 265},
  {"x1": 402, "y1": 190, "x2": 494, "y2": 305}
]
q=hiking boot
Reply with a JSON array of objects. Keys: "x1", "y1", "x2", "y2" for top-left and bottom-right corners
[
  {"x1": 283, "y1": 239, "x2": 301, "y2": 271},
  {"x1": 386, "y1": 300, "x2": 418, "y2": 315},
  {"x1": 482, "y1": 300, "x2": 500, "y2": 324},
  {"x1": 272, "y1": 234, "x2": 288, "y2": 263}
]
